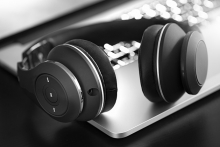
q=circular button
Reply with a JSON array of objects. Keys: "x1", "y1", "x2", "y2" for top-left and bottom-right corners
[
  {"x1": 45, "y1": 87, "x2": 58, "y2": 103},
  {"x1": 34, "y1": 61, "x2": 85, "y2": 122},
  {"x1": 35, "y1": 74, "x2": 68, "y2": 116}
]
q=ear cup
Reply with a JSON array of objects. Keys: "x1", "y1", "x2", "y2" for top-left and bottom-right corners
[
  {"x1": 140, "y1": 24, "x2": 190, "y2": 103},
  {"x1": 65, "y1": 39, "x2": 117, "y2": 112},
  {"x1": 181, "y1": 31, "x2": 208, "y2": 94},
  {"x1": 139, "y1": 25, "x2": 164, "y2": 102},
  {"x1": 47, "y1": 45, "x2": 104, "y2": 121}
]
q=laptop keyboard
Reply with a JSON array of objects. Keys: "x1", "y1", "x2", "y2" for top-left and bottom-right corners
[
  {"x1": 120, "y1": 0, "x2": 219, "y2": 26},
  {"x1": 100, "y1": 41, "x2": 140, "y2": 70},
  {"x1": 101, "y1": 0, "x2": 220, "y2": 70}
]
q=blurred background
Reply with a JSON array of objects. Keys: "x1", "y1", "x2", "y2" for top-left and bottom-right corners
[
  {"x1": 0, "y1": 0, "x2": 220, "y2": 42},
  {"x1": 0, "y1": 0, "x2": 220, "y2": 73}
]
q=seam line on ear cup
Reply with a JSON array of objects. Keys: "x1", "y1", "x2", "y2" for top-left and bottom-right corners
[
  {"x1": 64, "y1": 44, "x2": 105, "y2": 117},
  {"x1": 156, "y1": 24, "x2": 169, "y2": 103}
]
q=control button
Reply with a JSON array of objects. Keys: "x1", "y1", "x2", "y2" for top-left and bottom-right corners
[
  {"x1": 53, "y1": 107, "x2": 56, "y2": 113},
  {"x1": 45, "y1": 87, "x2": 58, "y2": 103},
  {"x1": 35, "y1": 74, "x2": 68, "y2": 116}
]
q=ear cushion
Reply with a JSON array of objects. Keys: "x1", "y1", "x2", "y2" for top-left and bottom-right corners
[
  {"x1": 65, "y1": 39, "x2": 117, "y2": 112},
  {"x1": 139, "y1": 25, "x2": 164, "y2": 102}
]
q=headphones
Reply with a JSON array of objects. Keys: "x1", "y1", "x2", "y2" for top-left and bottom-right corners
[{"x1": 17, "y1": 18, "x2": 208, "y2": 122}]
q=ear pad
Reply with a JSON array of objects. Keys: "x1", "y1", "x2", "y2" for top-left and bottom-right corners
[
  {"x1": 65, "y1": 39, "x2": 117, "y2": 112},
  {"x1": 139, "y1": 25, "x2": 164, "y2": 102},
  {"x1": 156, "y1": 24, "x2": 187, "y2": 102}
]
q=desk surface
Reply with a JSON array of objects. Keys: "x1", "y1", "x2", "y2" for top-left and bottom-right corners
[{"x1": 1, "y1": 66, "x2": 220, "y2": 146}]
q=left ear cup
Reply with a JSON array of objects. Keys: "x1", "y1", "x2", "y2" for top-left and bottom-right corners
[{"x1": 47, "y1": 39, "x2": 117, "y2": 121}]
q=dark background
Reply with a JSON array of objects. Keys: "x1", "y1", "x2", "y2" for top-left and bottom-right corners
[{"x1": 1, "y1": 65, "x2": 220, "y2": 147}]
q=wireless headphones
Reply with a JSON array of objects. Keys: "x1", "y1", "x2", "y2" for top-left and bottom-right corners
[{"x1": 17, "y1": 18, "x2": 208, "y2": 122}]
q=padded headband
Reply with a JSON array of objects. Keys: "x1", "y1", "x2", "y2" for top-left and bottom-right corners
[{"x1": 19, "y1": 17, "x2": 199, "y2": 70}]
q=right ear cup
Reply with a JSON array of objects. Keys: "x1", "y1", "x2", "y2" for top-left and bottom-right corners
[
  {"x1": 139, "y1": 23, "x2": 208, "y2": 103},
  {"x1": 181, "y1": 31, "x2": 208, "y2": 95},
  {"x1": 140, "y1": 24, "x2": 187, "y2": 103},
  {"x1": 140, "y1": 24, "x2": 186, "y2": 103}
]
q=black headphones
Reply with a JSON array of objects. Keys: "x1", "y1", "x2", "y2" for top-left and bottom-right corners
[{"x1": 17, "y1": 18, "x2": 208, "y2": 122}]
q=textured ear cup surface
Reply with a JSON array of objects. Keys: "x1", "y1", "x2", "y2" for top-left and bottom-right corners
[
  {"x1": 181, "y1": 31, "x2": 208, "y2": 94},
  {"x1": 157, "y1": 23, "x2": 186, "y2": 102},
  {"x1": 139, "y1": 25, "x2": 164, "y2": 102},
  {"x1": 66, "y1": 39, "x2": 117, "y2": 113}
]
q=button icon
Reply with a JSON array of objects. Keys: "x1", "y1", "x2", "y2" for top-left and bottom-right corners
[
  {"x1": 45, "y1": 87, "x2": 58, "y2": 103},
  {"x1": 47, "y1": 77, "x2": 49, "y2": 82}
]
